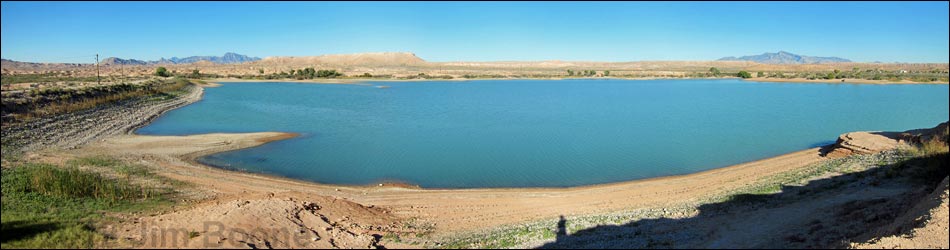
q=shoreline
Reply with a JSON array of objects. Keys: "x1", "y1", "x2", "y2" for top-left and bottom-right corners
[
  {"x1": 21, "y1": 82, "x2": 924, "y2": 239},
  {"x1": 203, "y1": 76, "x2": 949, "y2": 85},
  {"x1": 81, "y1": 131, "x2": 898, "y2": 235},
  {"x1": 186, "y1": 134, "x2": 832, "y2": 191},
  {"x1": 77, "y1": 117, "x2": 909, "y2": 236},
  {"x1": 744, "y1": 77, "x2": 949, "y2": 85}
]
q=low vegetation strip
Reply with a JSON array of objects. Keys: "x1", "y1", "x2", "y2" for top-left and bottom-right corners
[
  {"x1": 0, "y1": 72, "x2": 101, "y2": 86},
  {"x1": 5, "y1": 163, "x2": 155, "y2": 203},
  {"x1": 1, "y1": 156, "x2": 177, "y2": 248},
  {"x1": 2, "y1": 78, "x2": 191, "y2": 124}
]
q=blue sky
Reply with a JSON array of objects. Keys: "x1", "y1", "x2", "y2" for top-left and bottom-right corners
[{"x1": 2, "y1": 1, "x2": 948, "y2": 63}]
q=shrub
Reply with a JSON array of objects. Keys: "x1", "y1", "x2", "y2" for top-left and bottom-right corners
[
  {"x1": 737, "y1": 71, "x2": 752, "y2": 78},
  {"x1": 154, "y1": 67, "x2": 170, "y2": 77}
]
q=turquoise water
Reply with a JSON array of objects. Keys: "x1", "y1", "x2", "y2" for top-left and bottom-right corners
[{"x1": 137, "y1": 79, "x2": 950, "y2": 188}]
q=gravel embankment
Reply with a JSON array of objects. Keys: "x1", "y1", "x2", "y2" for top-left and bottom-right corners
[{"x1": 1, "y1": 85, "x2": 203, "y2": 152}]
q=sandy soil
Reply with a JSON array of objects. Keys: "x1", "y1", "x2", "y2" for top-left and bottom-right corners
[
  {"x1": 109, "y1": 192, "x2": 403, "y2": 248},
  {"x1": 851, "y1": 177, "x2": 949, "y2": 249}
]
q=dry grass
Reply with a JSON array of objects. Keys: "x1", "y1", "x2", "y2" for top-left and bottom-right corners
[{"x1": 3, "y1": 78, "x2": 191, "y2": 123}]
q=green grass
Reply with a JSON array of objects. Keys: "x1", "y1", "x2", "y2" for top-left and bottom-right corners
[
  {"x1": 1, "y1": 158, "x2": 174, "y2": 248},
  {"x1": 67, "y1": 156, "x2": 151, "y2": 179},
  {"x1": 382, "y1": 232, "x2": 403, "y2": 243},
  {"x1": 5, "y1": 163, "x2": 157, "y2": 202},
  {"x1": 66, "y1": 156, "x2": 122, "y2": 168}
]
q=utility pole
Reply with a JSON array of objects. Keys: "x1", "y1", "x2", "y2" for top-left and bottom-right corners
[{"x1": 96, "y1": 54, "x2": 100, "y2": 84}]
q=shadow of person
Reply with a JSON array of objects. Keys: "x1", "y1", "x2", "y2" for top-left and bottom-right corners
[{"x1": 556, "y1": 215, "x2": 567, "y2": 242}]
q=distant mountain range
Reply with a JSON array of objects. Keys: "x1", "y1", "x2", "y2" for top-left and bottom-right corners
[
  {"x1": 718, "y1": 51, "x2": 851, "y2": 64},
  {"x1": 260, "y1": 52, "x2": 426, "y2": 66},
  {"x1": 99, "y1": 57, "x2": 150, "y2": 65},
  {"x1": 99, "y1": 52, "x2": 260, "y2": 65}
]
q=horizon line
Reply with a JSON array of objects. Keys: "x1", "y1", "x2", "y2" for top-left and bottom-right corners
[{"x1": 3, "y1": 51, "x2": 950, "y2": 65}]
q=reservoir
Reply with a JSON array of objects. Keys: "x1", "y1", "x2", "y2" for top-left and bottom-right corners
[{"x1": 137, "y1": 79, "x2": 950, "y2": 188}]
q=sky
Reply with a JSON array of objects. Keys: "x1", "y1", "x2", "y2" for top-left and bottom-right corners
[{"x1": 2, "y1": 1, "x2": 948, "y2": 63}]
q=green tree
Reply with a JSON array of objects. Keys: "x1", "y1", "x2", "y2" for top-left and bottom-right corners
[
  {"x1": 303, "y1": 67, "x2": 317, "y2": 79},
  {"x1": 757, "y1": 71, "x2": 764, "y2": 77},
  {"x1": 567, "y1": 70, "x2": 574, "y2": 76},
  {"x1": 154, "y1": 67, "x2": 170, "y2": 77},
  {"x1": 317, "y1": 69, "x2": 342, "y2": 78},
  {"x1": 190, "y1": 69, "x2": 200, "y2": 79},
  {"x1": 258, "y1": 68, "x2": 265, "y2": 74},
  {"x1": 604, "y1": 70, "x2": 610, "y2": 76},
  {"x1": 737, "y1": 71, "x2": 752, "y2": 78},
  {"x1": 709, "y1": 67, "x2": 721, "y2": 76},
  {"x1": 826, "y1": 72, "x2": 836, "y2": 80}
]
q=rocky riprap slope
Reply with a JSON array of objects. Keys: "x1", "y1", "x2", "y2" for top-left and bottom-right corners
[{"x1": 1, "y1": 85, "x2": 202, "y2": 152}]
